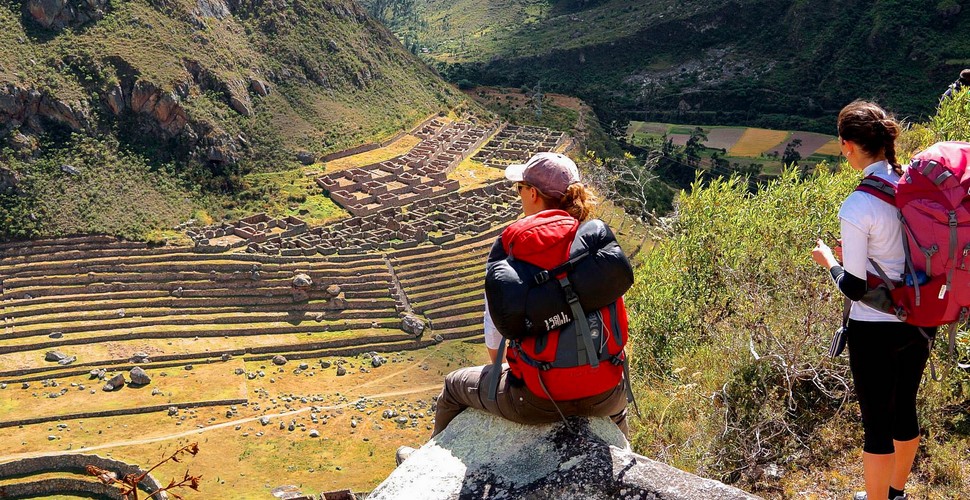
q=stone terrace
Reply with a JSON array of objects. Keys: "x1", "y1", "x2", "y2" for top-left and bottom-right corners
[
  {"x1": 471, "y1": 124, "x2": 567, "y2": 169},
  {"x1": 317, "y1": 118, "x2": 497, "y2": 217},
  {"x1": 188, "y1": 181, "x2": 519, "y2": 257}
]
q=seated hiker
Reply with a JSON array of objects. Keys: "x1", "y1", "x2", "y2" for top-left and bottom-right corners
[{"x1": 429, "y1": 152, "x2": 635, "y2": 441}]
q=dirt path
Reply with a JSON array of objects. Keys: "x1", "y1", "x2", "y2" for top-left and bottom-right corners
[{"x1": 0, "y1": 383, "x2": 441, "y2": 463}]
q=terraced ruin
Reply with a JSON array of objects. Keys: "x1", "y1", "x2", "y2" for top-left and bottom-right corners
[{"x1": 0, "y1": 117, "x2": 569, "y2": 497}]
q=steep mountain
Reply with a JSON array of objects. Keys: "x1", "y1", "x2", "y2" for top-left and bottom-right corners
[
  {"x1": 0, "y1": 0, "x2": 462, "y2": 239},
  {"x1": 364, "y1": 0, "x2": 970, "y2": 131}
]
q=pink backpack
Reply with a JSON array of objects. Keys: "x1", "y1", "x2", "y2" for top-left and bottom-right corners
[{"x1": 856, "y1": 141, "x2": 970, "y2": 369}]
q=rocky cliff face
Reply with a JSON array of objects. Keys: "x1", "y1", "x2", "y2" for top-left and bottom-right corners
[
  {"x1": 369, "y1": 409, "x2": 759, "y2": 500},
  {"x1": 1, "y1": 0, "x2": 461, "y2": 168}
]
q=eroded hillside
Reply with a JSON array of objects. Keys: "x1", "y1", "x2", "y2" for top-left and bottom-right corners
[{"x1": 0, "y1": 0, "x2": 466, "y2": 239}]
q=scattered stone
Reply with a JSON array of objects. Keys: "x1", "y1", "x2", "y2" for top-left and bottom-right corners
[
  {"x1": 325, "y1": 284, "x2": 341, "y2": 296},
  {"x1": 171, "y1": 286, "x2": 183, "y2": 298},
  {"x1": 221, "y1": 353, "x2": 232, "y2": 362},
  {"x1": 0, "y1": 383, "x2": 5, "y2": 389},
  {"x1": 433, "y1": 334, "x2": 444, "y2": 344},
  {"x1": 235, "y1": 368, "x2": 245, "y2": 375},
  {"x1": 102, "y1": 374, "x2": 125, "y2": 392},
  {"x1": 298, "y1": 363, "x2": 309, "y2": 370},
  {"x1": 226, "y1": 410, "x2": 234, "y2": 418},
  {"x1": 152, "y1": 388, "x2": 163, "y2": 396},
  {"x1": 89, "y1": 369, "x2": 106, "y2": 380},
  {"x1": 57, "y1": 356, "x2": 77, "y2": 366},
  {"x1": 371, "y1": 355, "x2": 386, "y2": 368},
  {"x1": 116, "y1": 308, "x2": 125, "y2": 318},
  {"x1": 48, "y1": 435, "x2": 57, "y2": 441},
  {"x1": 320, "y1": 360, "x2": 332, "y2": 369},
  {"x1": 168, "y1": 407, "x2": 179, "y2": 416},
  {"x1": 184, "y1": 365, "x2": 193, "y2": 371},
  {"x1": 350, "y1": 419, "x2": 357, "y2": 428},
  {"x1": 336, "y1": 366, "x2": 347, "y2": 376},
  {"x1": 272, "y1": 355, "x2": 288, "y2": 366},
  {"x1": 48, "y1": 332, "x2": 63, "y2": 339},
  {"x1": 401, "y1": 314, "x2": 426, "y2": 337},
  {"x1": 130, "y1": 352, "x2": 150, "y2": 363},
  {"x1": 309, "y1": 429, "x2": 320, "y2": 438},
  {"x1": 259, "y1": 417, "x2": 270, "y2": 426},
  {"x1": 129, "y1": 367, "x2": 151, "y2": 386}
]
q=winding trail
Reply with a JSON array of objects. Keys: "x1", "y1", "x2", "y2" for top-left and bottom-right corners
[{"x1": 0, "y1": 383, "x2": 440, "y2": 463}]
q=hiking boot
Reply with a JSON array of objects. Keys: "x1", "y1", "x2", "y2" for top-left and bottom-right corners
[{"x1": 395, "y1": 446, "x2": 415, "y2": 466}]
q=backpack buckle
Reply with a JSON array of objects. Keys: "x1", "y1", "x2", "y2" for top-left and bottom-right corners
[
  {"x1": 538, "y1": 362, "x2": 553, "y2": 371},
  {"x1": 534, "y1": 270, "x2": 550, "y2": 285},
  {"x1": 610, "y1": 353, "x2": 625, "y2": 366}
]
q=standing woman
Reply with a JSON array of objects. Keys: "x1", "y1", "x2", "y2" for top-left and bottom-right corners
[{"x1": 812, "y1": 101, "x2": 930, "y2": 500}]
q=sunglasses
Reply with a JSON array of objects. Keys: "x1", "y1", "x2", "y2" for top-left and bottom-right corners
[{"x1": 513, "y1": 182, "x2": 532, "y2": 193}]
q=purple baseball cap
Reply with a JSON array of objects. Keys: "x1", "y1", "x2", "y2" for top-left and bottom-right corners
[{"x1": 505, "y1": 152, "x2": 580, "y2": 198}]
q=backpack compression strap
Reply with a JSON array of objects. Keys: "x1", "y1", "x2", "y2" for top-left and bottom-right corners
[{"x1": 855, "y1": 175, "x2": 896, "y2": 206}]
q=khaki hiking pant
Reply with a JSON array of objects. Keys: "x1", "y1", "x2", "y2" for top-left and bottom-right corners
[{"x1": 432, "y1": 363, "x2": 628, "y2": 438}]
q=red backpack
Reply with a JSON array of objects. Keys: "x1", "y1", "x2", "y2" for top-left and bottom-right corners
[
  {"x1": 854, "y1": 141, "x2": 970, "y2": 368},
  {"x1": 483, "y1": 210, "x2": 635, "y2": 402}
]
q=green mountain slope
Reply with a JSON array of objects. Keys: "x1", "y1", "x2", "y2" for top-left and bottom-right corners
[
  {"x1": 365, "y1": 0, "x2": 970, "y2": 130},
  {"x1": 0, "y1": 0, "x2": 462, "y2": 239}
]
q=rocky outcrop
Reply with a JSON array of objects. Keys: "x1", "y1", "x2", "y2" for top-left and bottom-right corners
[
  {"x1": 24, "y1": 0, "x2": 109, "y2": 31},
  {"x1": 369, "y1": 409, "x2": 759, "y2": 500},
  {"x1": 0, "y1": 84, "x2": 90, "y2": 135}
]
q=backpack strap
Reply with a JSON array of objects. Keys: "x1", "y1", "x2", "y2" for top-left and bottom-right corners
[
  {"x1": 855, "y1": 175, "x2": 896, "y2": 206},
  {"x1": 485, "y1": 337, "x2": 507, "y2": 402}
]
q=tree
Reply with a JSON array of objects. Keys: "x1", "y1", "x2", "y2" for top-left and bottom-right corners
[
  {"x1": 782, "y1": 138, "x2": 802, "y2": 167},
  {"x1": 684, "y1": 127, "x2": 708, "y2": 168}
]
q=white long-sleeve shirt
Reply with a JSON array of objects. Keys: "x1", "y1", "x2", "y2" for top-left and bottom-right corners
[{"x1": 838, "y1": 160, "x2": 905, "y2": 322}]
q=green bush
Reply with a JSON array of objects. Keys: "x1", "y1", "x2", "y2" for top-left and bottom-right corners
[{"x1": 627, "y1": 165, "x2": 970, "y2": 494}]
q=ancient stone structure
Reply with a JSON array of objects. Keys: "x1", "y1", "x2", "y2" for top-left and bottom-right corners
[
  {"x1": 317, "y1": 118, "x2": 496, "y2": 217},
  {"x1": 472, "y1": 123, "x2": 567, "y2": 169},
  {"x1": 0, "y1": 453, "x2": 168, "y2": 499},
  {"x1": 369, "y1": 410, "x2": 759, "y2": 500}
]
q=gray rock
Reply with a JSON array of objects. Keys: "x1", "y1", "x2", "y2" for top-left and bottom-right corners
[
  {"x1": 433, "y1": 334, "x2": 444, "y2": 344},
  {"x1": 60, "y1": 164, "x2": 79, "y2": 175},
  {"x1": 296, "y1": 151, "x2": 315, "y2": 165},
  {"x1": 48, "y1": 331, "x2": 63, "y2": 339},
  {"x1": 401, "y1": 314, "x2": 426, "y2": 337},
  {"x1": 272, "y1": 355, "x2": 288, "y2": 366},
  {"x1": 57, "y1": 356, "x2": 77, "y2": 366},
  {"x1": 129, "y1": 367, "x2": 151, "y2": 386},
  {"x1": 320, "y1": 360, "x2": 332, "y2": 369},
  {"x1": 221, "y1": 353, "x2": 232, "y2": 362},
  {"x1": 89, "y1": 369, "x2": 106, "y2": 380},
  {"x1": 325, "y1": 284, "x2": 341, "y2": 296},
  {"x1": 102, "y1": 374, "x2": 125, "y2": 392},
  {"x1": 44, "y1": 351, "x2": 68, "y2": 362},
  {"x1": 371, "y1": 355, "x2": 386, "y2": 368},
  {"x1": 309, "y1": 429, "x2": 320, "y2": 438},
  {"x1": 168, "y1": 407, "x2": 179, "y2": 416},
  {"x1": 130, "y1": 352, "x2": 150, "y2": 363},
  {"x1": 184, "y1": 364, "x2": 193, "y2": 371},
  {"x1": 367, "y1": 410, "x2": 760, "y2": 500},
  {"x1": 259, "y1": 416, "x2": 271, "y2": 426},
  {"x1": 336, "y1": 365, "x2": 347, "y2": 376},
  {"x1": 292, "y1": 273, "x2": 313, "y2": 289},
  {"x1": 235, "y1": 368, "x2": 245, "y2": 375}
]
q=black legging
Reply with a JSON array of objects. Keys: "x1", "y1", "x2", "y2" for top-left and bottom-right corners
[{"x1": 846, "y1": 319, "x2": 931, "y2": 454}]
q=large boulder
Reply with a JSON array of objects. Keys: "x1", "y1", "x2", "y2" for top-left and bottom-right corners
[
  {"x1": 400, "y1": 314, "x2": 426, "y2": 337},
  {"x1": 368, "y1": 409, "x2": 759, "y2": 500}
]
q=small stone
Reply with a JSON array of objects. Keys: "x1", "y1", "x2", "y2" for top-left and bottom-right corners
[
  {"x1": 102, "y1": 374, "x2": 125, "y2": 391},
  {"x1": 272, "y1": 355, "x2": 287, "y2": 366},
  {"x1": 259, "y1": 417, "x2": 270, "y2": 426},
  {"x1": 371, "y1": 355, "x2": 386, "y2": 368},
  {"x1": 168, "y1": 407, "x2": 179, "y2": 416},
  {"x1": 48, "y1": 332, "x2": 63, "y2": 339},
  {"x1": 89, "y1": 369, "x2": 105, "y2": 380},
  {"x1": 48, "y1": 435, "x2": 57, "y2": 441},
  {"x1": 130, "y1": 352, "x2": 150, "y2": 363},
  {"x1": 320, "y1": 360, "x2": 332, "y2": 369},
  {"x1": 235, "y1": 368, "x2": 245, "y2": 375},
  {"x1": 309, "y1": 429, "x2": 319, "y2": 438},
  {"x1": 221, "y1": 353, "x2": 232, "y2": 361},
  {"x1": 336, "y1": 366, "x2": 347, "y2": 376},
  {"x1": 22, "y1": 383, "x2": 29, "y2": 389},
  {"x1": 298, "y1": 363, "x2": 309, "y2": 370},
  {"x1": 184, "y1": 365, "x2": 193, "y2": 371}
]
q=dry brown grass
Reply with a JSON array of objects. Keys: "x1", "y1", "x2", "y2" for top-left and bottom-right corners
[
  {"x1": 0, "y1": 340, "x2": 491, "y2": 497},
  {"x1": 321, "y1": 135, "x2": 423, "y2": 173}
]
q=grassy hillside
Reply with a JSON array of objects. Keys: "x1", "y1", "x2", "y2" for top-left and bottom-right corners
[
  {"x1": 365, "y1": 0, "x2": 970, "y2": 131},
  {"x1": 0, "y1": 0, "x2": 464, "y2": 240},
  {"x1": 623, "y1": 90, "x2": 970, "y2": 498}
]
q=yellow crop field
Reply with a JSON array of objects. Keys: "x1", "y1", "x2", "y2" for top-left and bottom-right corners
[
  {"x1": 322, "y1": 135, "x2": 422, "y2": 173},
  {"x1": 815, "y1": 138, "x2": 842, "y2": 156},
  {"x1": 728, "y1": 128, "x2": 790, "y2": 157}
]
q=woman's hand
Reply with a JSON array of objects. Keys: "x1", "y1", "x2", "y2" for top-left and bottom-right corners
[{"x1": 812, "y1": 239, "x2": 839, "y2": 269}]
